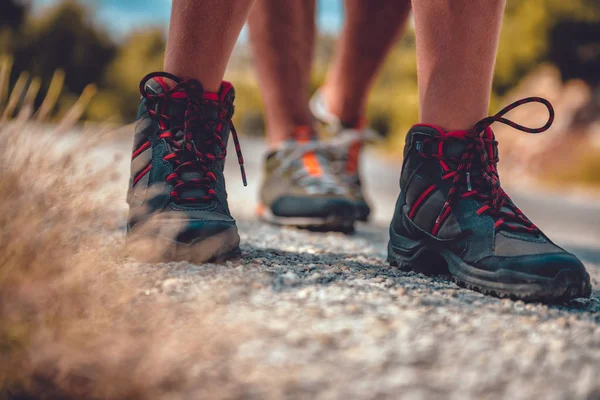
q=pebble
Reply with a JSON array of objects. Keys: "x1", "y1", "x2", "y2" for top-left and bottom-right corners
[
  {"x1": 310, "y1": 272, "x2": 322, "y2": 280},
  {"x1": 282, "y1": 271, "x2": 299, "y2": 285},
  {"x1": 161, "y1": 278, "x2": 187, "y2": 294}
]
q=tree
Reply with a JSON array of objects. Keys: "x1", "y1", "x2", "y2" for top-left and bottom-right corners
[
  {"x1": 87, "y1": 29, "x2": 166, "y2": 122},
  {"x1": 0, "y1": 0, "x2": 26, "y2": 30},
  {"x1": 494, "y1": 0, "x2": 600, "y2": 94},
  {"x1": 0, "y1": 0, "x2": 27, "y2": 54},
  {"x1": 12, "y1": 0, "x2": 116, "y2": 95}
]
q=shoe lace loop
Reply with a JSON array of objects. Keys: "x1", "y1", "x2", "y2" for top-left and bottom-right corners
[
  {"x1": 420, "y1": 97, "x2": 554, "y2": 234},
  {"x1": 139, "y1": 72, "x2": 246, "y2": 204}
]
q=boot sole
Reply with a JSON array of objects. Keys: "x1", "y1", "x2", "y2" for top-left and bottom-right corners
[
  {"x1": 387, "y1": 234, "x2": 592, "y2": 303},
  {"x1": 126, "y1": 226, "x2": 241, "y2": 264},
  {"x1": 258, "y1": 205, "x2": 356, "y2": 233}
]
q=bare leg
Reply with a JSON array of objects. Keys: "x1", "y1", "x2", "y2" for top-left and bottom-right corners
[
  {"x1": 248, "y1": 0, "x2": 316, "y2": 147},
  {"x1": 412, "y1": 0, "x2": 506, "y2": 131},
  {"x1": 164, "y1": 0, "x2": 255, "y2": 92},
  {"x1": 323, "y1": 0, "x2": 412, "y2": 126}
]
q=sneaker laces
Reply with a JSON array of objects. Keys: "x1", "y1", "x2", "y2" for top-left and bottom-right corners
[
  {"x1": 419, "y1": 97, "x2": 554, "y2": 234},
  {"x1": 139, "y1": 72, "x2": 246, "y2": 204},
  {"x1": 273, "y1": 141, "x2": 347, "y2": 195}
]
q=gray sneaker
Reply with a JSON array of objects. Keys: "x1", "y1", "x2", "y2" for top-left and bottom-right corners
[
  {"x1": 258, "y1": 128, "x2": 356, "y2": 232},
  {"x1": 309, "y1": 89, "x2": 377, "y2": 222}
]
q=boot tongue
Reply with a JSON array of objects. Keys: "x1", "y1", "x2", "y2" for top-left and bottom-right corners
[
  {"x1": 411, "y1": 124, "x2": 536, "y2": 236},
  {"x1": 144, "y1": 76, "x2": 169, "y2": 96},
  {"x1": 145, "y1": 78, "x2": 233, "y2": 204},
  {"x1": 442, "y1": 127, "x2": 496, "y2": 166},
  {"x1": 144, "y1": 77, "x2": 188, "y2": 129},
  {"x1": 177, "y1": 92, "x2": 228, "y2": 203},
  {"x1": 444, "y1": 128, "x2": 535, "y2": 236},
  {"x1": 440, "y1": 127, "x2": 497, "y2": 202}
]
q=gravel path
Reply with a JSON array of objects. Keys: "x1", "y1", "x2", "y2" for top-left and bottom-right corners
[
  {"x1": 100, "y1": 135, "x2": 600, "y2": 399},
  {"x1": 126, "y1": 219, "x2": 599, "y2": 399}
]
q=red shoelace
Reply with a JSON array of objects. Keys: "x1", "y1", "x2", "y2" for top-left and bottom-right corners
[
  {"x1": 139, "y1": 72, "x2": 246, "y2": 204},
  {"x1": 419, "y1": 97, "x2": 554, "y2": 235}
]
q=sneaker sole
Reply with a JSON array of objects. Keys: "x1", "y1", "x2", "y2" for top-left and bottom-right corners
[
  {"x1": 387, "y1": 234, "x2": 592, "y2": 303},
  {"x1": 126, "y1": 226, "x2": 241, "y2": 264},
  {"x1": 258, "y1": 205, "x2": 355, "y2": 233},
  {"x1": 350, "y1": 199, "x2": 371, "y2": 222}
]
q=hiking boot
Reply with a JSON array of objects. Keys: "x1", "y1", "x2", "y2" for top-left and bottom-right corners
[
  {"x1": 126, "y1": 72, "x2": 247, "y2": 263},
  {"x1": 387, "y1": 97, "x2": 591, "y2": 302},
  {"x1": 310, "y1": 89, "x2": 376, "y2": 222},
  {"x1": 258, "y1": 126, "x2": 356, "y2": 232}
]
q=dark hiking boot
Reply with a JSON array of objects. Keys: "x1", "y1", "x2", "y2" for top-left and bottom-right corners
[
  {"x1": 310, "y1": 89, "x2": 375, "y2": 222},
  {"x1": 387, "y1": 97, "x2": 591, "y2": 302},
  {"x1": 258, "y1": 126, "x2": 356, "y2": 232},
  {"x1": 126, "y1": 72, "x2": 246, "y2": 263}
]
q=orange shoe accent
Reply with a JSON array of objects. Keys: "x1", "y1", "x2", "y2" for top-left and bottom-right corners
[
  {"x1": 293, "y1": 125, "x2": 313, "y2": 143},
  {"x1": 346, "y1": 141, "x2": 361, "y2": 174},
  {"x1": 257, "y1": 203, "x2": 266, "y2": 217},
  {"x1": 344, "y1": 117, "x2": 367, "y2": 174},
  {"x1": 355, "y1": 116, "x2": 368, "y2": 130},
  {"x1": 302, "y1": 152, "x2": 323, "y2": 177},
  {"x1": 291, "y1": 126, "x2": 323, "y2": 177}
]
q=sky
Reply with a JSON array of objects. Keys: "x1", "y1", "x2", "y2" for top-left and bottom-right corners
[{"x1": 31, "y1": 0, "x2": 344, "y2": 40}]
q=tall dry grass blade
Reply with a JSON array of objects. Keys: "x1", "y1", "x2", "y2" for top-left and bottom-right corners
[
  {"x1": 0, "y1": 125, "x2": 255, "y2": 399},
  {"x1": 55, "y1": 84, "x2": 97, "y2": 133},
  {"x1": 35, "y1": 69, "x2": 65, "y2": 123},
  {"x1": 1, "y1": 71, "x2": 28, "y2": 123},
  {"x1": 16, "y1": 77, "x2": 41, "y2": 122},
  {"x1": 83, "y1": 118, "x2": 120, "y2": 138},
  {"x1": 0, "y1": 55, "x2": 13, "y2": 113}
]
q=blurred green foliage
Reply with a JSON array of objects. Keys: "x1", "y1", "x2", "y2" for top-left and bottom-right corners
[
  {"x1": 496, "y1": 0, "x2": 600, "y2": 94},
  {"x1": 88, "y1": 29, "x2": 165, "y2": 121},
  {"x1": 367, "y1": 0, "x2": 600, "y2": 143},
  {"x1": 0, "y1": 0, "x2": 598, "y2": 140}
]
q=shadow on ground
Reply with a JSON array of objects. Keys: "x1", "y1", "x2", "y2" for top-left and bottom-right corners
[{"x1": 231, "y1": 220, "x2": 600, "y2": 316}]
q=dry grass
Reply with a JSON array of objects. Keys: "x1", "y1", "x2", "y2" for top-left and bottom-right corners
[
  {"x1": 0, "y1": 60, "x2": 286, "y2": 400},
  {"x1": 0, "y1": 121, "x2": 257, "y2": 399}
]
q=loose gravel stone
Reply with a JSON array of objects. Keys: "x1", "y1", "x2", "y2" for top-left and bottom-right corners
[{"x1": 125, "y1": 219, "x2": 600, "y2": 400}]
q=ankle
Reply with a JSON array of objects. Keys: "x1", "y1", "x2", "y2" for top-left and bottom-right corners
[
  {"x1": 419, "y1": 100, "x2": 490, "y2": 132},
  {"x1": 268, "y1": 125, "x2": 318, "y2": 150},
  {"x1": 321, "y1": 85, "x2": 365, "y2": 128}
]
